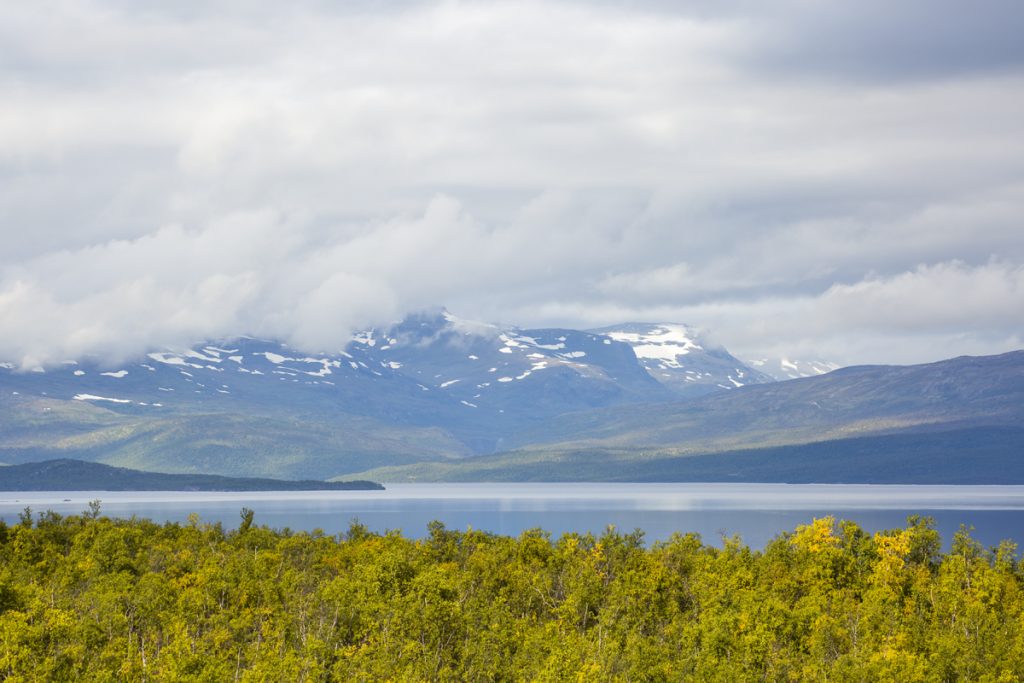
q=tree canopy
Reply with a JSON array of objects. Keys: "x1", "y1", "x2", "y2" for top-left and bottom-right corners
[{"x1": 0, "y1": 508, "x2": 1021, "y2": 680}]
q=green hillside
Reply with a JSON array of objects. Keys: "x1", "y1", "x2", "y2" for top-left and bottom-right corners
[
  {"x1": 0, "y1": 395, "x2": 466, "y2": 480},
  {"x1": 352, "y1": 426, "x2": 1024, "y2": 483}
]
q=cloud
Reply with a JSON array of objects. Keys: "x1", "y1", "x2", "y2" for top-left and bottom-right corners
[
  {"x1": 816, "y1": 260, "x2": 1024, "y2": 334},
  {"x1": 0, "y1": 1, "x2": 1022, "y2": 367},
  {"x1": 560, "y1": 260, "x2": 1024, "y2": 365},
  {"x1": 734, "y1": 0, "x2": 1024, "y2": 83}
]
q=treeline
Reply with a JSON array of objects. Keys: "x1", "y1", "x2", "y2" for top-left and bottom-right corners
[{"x1": 1, "y1": 509, "x2": 1022, "y2": 681}]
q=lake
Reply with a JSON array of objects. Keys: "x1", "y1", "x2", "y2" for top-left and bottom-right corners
[{"x1": 3, "y1": 482, "x2": 1024, "y2": 549}]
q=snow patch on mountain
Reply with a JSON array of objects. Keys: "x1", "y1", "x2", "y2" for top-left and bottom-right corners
[
  {"x1": 606, "y1": 324, "x2": 701, "y2": 369},
  {"x1": 73, "y1": 393, "x2": 131, "y2": 404},
  {"x1": 592, "y1": 322, "x2": 773, "y2": 396},
  {"x1": 351, "y1": 331, "x2": 376, "y2": 347},
  {"x1": 148, "y1": 352, "x2": 200, "y2": 368},
  {"x1": 442, "y1": 309, "x2": 498, "y2": 336},
  {"x1": 746, "y1": 357, "x2": 842, "y2": 381}
]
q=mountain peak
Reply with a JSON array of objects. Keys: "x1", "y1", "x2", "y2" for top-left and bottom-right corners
[{"x1": 589, "y1": 321, "x2": 772, "y2": 395}]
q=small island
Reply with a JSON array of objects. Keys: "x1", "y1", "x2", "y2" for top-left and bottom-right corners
[{"x1": 0, "y1": 459, "x2": 384, "y2": 491}]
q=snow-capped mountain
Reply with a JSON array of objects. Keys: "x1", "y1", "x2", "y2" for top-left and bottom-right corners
[
  {"x1": 588, "y1": 323, "x2": 774, "y2": 396},
  {"x1": 5, "y1": 308, "x2": 1018, "y2": 484},
  {"x1": 0, "y1": 310, "x2": 775, "y2": 424},
  {"x1": 745, "y1": 357, "x2": 841, "y2": 381},
  {"x1": 354, "y1": 309, "x2": 670, "y2": 414},
  {"x1": 0, "y1": 308, "x2": 776, "y2": 477}
]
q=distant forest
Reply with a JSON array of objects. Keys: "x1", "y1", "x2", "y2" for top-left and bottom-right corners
[{"x1": 0, "y1": 508, "x2": 1021, "y2": 680}]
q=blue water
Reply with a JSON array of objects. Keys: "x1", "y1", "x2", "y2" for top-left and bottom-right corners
[{"x1": 3, "y1": 483, "x2": 1024, "y2": 549}]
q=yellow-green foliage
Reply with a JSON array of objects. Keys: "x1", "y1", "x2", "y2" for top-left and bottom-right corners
[{"x1": 0, "y1": 511, "x2": 1022, "y2": 681}]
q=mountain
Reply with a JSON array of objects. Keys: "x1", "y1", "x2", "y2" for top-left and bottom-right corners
[
  {"x1": 745, "y1": 356, "x2": 841, "y2": 381},
  {"x1": 354, "y1": 309, "x2": 672, "y2": 419},
  {"x1": 347, "y1": 426, "x2": 1024, "y2": 484},
  {"x1": 0, "y1": 459, "x2": 382, "y2": 491},
  {"x1": 349, "y1": 350, "x2": 1024, "y2": 482},
  {"x1": 1, "y1": 309, "x2": 771, "y2": 479},
  {"x1": 589, "y1": 323, "x2": 774, "y2": 395},
  {"x1": 505, "y1": 352, "x2": 1024, "y2": 453},
  {"x1": 8, "y1": 310, "x2": 1019, "y2": 485}
]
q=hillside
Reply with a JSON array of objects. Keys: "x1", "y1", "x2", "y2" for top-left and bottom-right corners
[
  {"x1": 502, "y1": 351, "x2": 1024, "y2": 453},
  {"x1": 0, "y1": 392, "x2": 467, "y2": 480},
  {"x1": 0, "y1": 459, "x2": 382, "y2": 491},
  {"x1": 352, "y1": 427, "x2": 1024, "y2": 483},
  {"x1": 352, "y1": 351, "x2": 1024, "y2": 482}
]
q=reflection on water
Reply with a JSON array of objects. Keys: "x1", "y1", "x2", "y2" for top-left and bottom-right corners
[{"x1": 3, "y1": 483, "x2": 1024, "y2": 549}]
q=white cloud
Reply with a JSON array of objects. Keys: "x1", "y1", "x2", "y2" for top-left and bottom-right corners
[
  {"x1": 0, "y1": 1, "x2": 1022, "y2": 367},
  {"x1": 561, "y1": 260, "x2": 1024, "y2": 365}
]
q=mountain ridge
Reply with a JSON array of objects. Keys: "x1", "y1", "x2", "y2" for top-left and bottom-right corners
[
  {"x1": 0, "y1": 310, "x2": 769, "y2": 469},
  {"x1": 348, "y1": 350, "x2": 1024, "y2": 481},
  {"x1": 3, "y1": 310, "x2": 1019, "y2": 484}
]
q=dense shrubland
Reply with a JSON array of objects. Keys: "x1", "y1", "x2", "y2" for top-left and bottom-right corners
[{"x1": 0, "y1": 508, "x2": 1022, "y2": 681}]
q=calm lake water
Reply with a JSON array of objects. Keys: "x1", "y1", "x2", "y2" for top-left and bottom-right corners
[{"x1": 3, "y1": 483, "x2": 1024, "y2": 549}]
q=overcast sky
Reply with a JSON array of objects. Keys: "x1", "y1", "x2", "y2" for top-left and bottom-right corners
[{"x1": 1, "y1": 0, "x2": 1023, "y2": 368}]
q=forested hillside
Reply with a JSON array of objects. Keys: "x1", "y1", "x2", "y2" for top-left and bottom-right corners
[
  {"x1": 0, "y1": 459, "x2": 382, "y2": 491},
  {"x1": 1, "y1": 509, "x2": 1022, "y2": 679}
]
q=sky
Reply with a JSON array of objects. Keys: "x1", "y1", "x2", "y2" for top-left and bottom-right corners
[{"x1": 1, "y1": 0, "x2": 1023, "y2": 369}]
